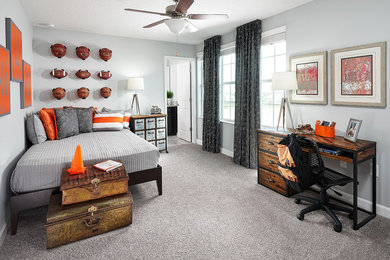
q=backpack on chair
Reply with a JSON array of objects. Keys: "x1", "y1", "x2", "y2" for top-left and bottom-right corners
[{"x1": 276, "y1": 134, "x2": 320, "y2": 193}]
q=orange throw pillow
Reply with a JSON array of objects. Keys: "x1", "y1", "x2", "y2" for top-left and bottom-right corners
[
  {"x1": 42, "y1": 107, "x2": 64, "y2": 139},
  {"x1": 39, "y1": 110, "x2": 56, "y2": 140}
]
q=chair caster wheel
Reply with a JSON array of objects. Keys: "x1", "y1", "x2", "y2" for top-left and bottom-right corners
[
  {"x1": 348, "y1": 213, "x2": 354, "y2": 220},
  {"x1": 334, "y1": 224, "x2": 342, "y2": 233},
  {"x1": 294, "y1": 199, "x2": 301, "y2": 204},
  {"x1": 297, "y1": 213, "x2": 304, "y2": 221}
]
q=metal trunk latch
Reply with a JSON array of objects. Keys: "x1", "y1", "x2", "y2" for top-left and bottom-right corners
[{"x1": 91, "y1": 178, "x2": 100, "y2": 192}]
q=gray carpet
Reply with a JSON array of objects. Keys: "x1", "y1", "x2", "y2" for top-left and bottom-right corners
[{"x1": 1, "y1": 143, "x2": 390, "y2": 259}]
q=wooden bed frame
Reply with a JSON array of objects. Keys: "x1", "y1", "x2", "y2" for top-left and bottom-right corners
[{"x1": 10, "y1": 165, "x2": 162, "y2": 235}]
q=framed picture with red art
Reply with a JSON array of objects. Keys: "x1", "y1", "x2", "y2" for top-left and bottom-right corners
[
  {"x1": 6, "y1": 17, "x2": 23, "y2": 82},
  {"x1": 331, "y1": 42, "x2": 386, "y2": 107},
  {"x1": 289, "y1": 52, "x2": 327, "y2": 104},
  {"x1": 0, "y1": 44, "x2": 11, "y2": 117},
  {"x1": 21, "y1": 61, "x2": 32, "y2": 108}
]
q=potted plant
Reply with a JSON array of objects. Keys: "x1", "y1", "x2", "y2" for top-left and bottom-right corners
[{"x1": 167, "y1": 90, "x2": 174, "y2": 106}]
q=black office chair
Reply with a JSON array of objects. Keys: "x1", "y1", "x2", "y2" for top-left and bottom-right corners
[{"x1": 277, "y1": 135, "x2": 354, "y2": 232}]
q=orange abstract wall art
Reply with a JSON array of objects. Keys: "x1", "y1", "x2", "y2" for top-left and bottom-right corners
[
  {"x1": 0, "y1": 45, "x2": 10, "y2": 117},
  {"x1": 6, "y1": 18, "x2": 23, "y2": 82}
]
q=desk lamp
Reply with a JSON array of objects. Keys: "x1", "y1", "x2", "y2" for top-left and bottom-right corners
[
  {"x1": 271, "y1": 72, "x2": 298, "y2": 130},
  {"x1": 127, "y1": 77, "x2": 144, "y2": 115}
]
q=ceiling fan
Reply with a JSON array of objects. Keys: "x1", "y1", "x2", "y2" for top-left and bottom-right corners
[{"x1": 124, "y1": 0, "x2": 229, "y2": 34}]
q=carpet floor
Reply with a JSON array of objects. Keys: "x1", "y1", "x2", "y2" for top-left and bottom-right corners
[{"x1": 1, "y1": 143, "x2": 390, "y2": 259}]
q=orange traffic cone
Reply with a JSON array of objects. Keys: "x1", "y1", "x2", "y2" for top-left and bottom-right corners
[{"x1": 68, "y1": 145, "x2": 87, "y2": 175}]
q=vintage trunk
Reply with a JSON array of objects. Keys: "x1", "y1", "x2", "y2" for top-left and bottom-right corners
[
  {"x1": 60, "y1": 164, "x2": 129, "y2": 205},
  {"x1": 46, "y1": 192, "x2": 132, "y2": 248}
]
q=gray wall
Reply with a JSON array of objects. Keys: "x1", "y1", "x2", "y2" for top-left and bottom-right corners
[
  {"x1": 0, "y1": 0, "x2": 34, "y2": 243},
  {"x1": 33, "y1": 28, "x2": 196, "y2": 113},
  {"x1": 197, "y1": 0, "x2": 390, "y2": 210}
]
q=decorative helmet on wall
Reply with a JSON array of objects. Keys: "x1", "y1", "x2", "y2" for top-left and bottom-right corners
[
  {"x1": 100, "y1": 87, "x2": 112, "y2": 98},
  {"x1": 77, "y1": 87, "x2": 90, "y2": 99},
  {"x1": 76, "y1": 46, "x2": 90, "y2": 60},
  {"x1": 97, "y1": 70, "x2": 112, "y2": 80},
  {"x1": 50, "y1": 68, "x2": 68, "y2": 79},
  {"x1": 50, "y1": 43, "x2": 67, "y2": 58},
  {"x1": 52, "y1": 87, "x2": 66, "y2": 100},
  {"x1": 75, "y1": 69, "x2": 91, "y2": 79},
  {"x1": 99, "y1": 48, "x2": 112, "y2": 61}
]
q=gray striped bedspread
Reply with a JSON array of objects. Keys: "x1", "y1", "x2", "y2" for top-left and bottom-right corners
[{"x1": 11, "y1": 130, "x2": 160, "y2": 193}]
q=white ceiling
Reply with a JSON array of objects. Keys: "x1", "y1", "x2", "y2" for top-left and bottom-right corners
[{"x1": 20, "y1": 0, "x2": 312, "y2": 45}]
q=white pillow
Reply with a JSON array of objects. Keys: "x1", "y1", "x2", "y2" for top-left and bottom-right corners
[
  {"x1": 92, "y1": 113, "x2": 124, "y2": 131},
  {"x1": 26, "y1": 114, "x2": 47, "y2": 144}
]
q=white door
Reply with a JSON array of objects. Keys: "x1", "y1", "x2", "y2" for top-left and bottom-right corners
[{"x1": 175, "y1": 61, "x2": 192, "y2": 142}]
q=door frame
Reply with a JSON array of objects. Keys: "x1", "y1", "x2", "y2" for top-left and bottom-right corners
[{"x1": 164, "y1": 56, "x2": 196, "y2": 143}]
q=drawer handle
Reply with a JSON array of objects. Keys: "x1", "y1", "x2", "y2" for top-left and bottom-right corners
[
  {"x1": 268, "y1": 178, "x2": 275, "y2": 183},
  {"x1": 268, "y1": 141, "x2": 274, "y2": 146},
  {"x1": 83, "y1": 216, "x2": 103, "y2": 229},
  {"x1": 91, "y1": 178, "x2": 100, "y2": 192},
  {"x1": 268, "y1": 160, "x2": 275, "y2": 165}
]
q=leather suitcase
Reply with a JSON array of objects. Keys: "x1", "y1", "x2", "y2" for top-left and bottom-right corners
[
  {"x1": 46, "y1": 192, "x2": 132, "y2": 248},
  {"x1": 60, "y1": 164, "x2": 129, "y2": 205}
]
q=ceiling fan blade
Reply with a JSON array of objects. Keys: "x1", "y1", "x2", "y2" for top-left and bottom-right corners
[
  {"x1": 185, "y1": 20, "x2": 199, "y2": 32},
  {"x1": 188, "y1": 14, "x2": 229, "y2": 20},
  {"x1": 175, "y1": 0, "x2": 194, "y2": 14},
  {"x1": 124, "y1": 8, "x2": 168, "y2": 16},
  {"x1": 143, "y1": 19, "x2": 169, "y2": 28}
]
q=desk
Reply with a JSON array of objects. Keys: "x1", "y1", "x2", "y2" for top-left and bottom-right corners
[{"x1": 257, "y1": 129, "x2": 376, "y2": 230}]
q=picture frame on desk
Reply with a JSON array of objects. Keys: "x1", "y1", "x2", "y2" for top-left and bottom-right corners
[
  {"x1": 344, "y1": 118, "x2": 362, "y2": 142},
  {"x1": 289, "y1": 51, "x2": 328, "y2": 105},
  {"x1": 331, "y1": 42, "x2": 386, "y2": 108}
]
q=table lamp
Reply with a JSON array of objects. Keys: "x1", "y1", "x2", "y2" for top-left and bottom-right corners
[
  {"x1": 127, "y1": 77, "x2": 144, "y2": 115},
  {"x1": 271, "y1": 72, "x2": 298, "y2": 130}
]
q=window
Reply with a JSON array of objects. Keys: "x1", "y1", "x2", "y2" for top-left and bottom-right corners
[
  {"x1": 220, "y1": 53, "x2": 236, "y2": 122},
  {"x1": 260, "y1": 40, "x2": 286, "y2": 127},
  {"x1": 197, "y1": 56, "x2": 204, "y2": 117}
]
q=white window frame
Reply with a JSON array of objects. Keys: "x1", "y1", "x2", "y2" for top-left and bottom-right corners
[
  {"x1": 260, "y1": 27, "x2": 287, "y2": 128},
  {"x1": 220, "y1": 52, "x2": 236, "y2": 123},
  {"x1": 197, "y1": 54, "x2": 204, "y2": 118}
]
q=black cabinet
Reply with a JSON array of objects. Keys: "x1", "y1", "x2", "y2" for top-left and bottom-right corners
[{"x1": 167, "y1": 106, "x2": 177, "y2": 136}]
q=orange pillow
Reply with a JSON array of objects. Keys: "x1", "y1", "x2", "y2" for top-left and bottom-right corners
[
  {"x1": 39, "y1": 110, "x2": 56, "y2": 140},
  {"x1": 42, "y1": 108, "x2": 63, "y2": 139}
]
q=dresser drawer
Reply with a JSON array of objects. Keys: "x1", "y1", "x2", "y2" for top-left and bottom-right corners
[
  {"x1": 156, "y1": 117, "x2": 166, "y2": 128},
  {"x1": 146, "y1": 130, "x2": 156, "y2": 141},
  {"x1": 258, "y1": 151, "x2": 279, "y2": 173},
  {"x1": 146, "y1": 118, "x2": 156, "y2": 129},
  {"x1": 134, "y1": 119, "x2": 145, "y2": 131},
  {"x1": 258, "y1": 168, "x2": 289, "y2": 196},
  {"x1": 156, "y1": 129, "x2": 166, "y2": 139},
  {"x1": 258, "y1": 133, "x2": 283, "y2": 154},
  {"x1": 156, "y1": 140, "x2": 166, "y2": 150},
  {"x1": 134, "y1": 130, "x2": 145, "y2": 139}
]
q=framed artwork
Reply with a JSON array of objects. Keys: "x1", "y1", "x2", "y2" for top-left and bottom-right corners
[
  {"x1": 6, "y1": 18, "x2": 23, "y2": 82},
  {"x1": 289, "y1": 52, "x2": 327, "y2": 104},
  {"x1": 0, "y1": 44, "x2": 11, "y2": 117},
  {"x1": 344, "y1": 118, "x2": 362, "y2": 142},
  {"x1": 20, "y1": 61, "x2": 31, "y2": 108},
  {"x1": 331, "y1": 42, "x2": 386, "y2": 107}
]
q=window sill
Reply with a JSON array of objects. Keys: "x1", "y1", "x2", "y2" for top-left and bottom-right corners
[{"x1": 220, "y1": 119, "x2": 234, "y2": 125}]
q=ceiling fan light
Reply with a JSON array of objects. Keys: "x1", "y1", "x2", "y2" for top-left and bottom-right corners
[{"x1": 165, "y1": 19, "x2": 187, "y2": 34}]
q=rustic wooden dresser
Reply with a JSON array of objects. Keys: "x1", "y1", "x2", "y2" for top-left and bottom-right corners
[{"x1": 130, "y1": 114, "x2": 168, "y2": 152}]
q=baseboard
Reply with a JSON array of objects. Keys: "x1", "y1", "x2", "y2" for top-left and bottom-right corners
[
  {"x1": 196, "y1": 139, "x2": 233, "y2": 157},
  {"x1": 221, "y1": 148, "x2": 233, "y2": 157},
  {"x1": 0, "y1": 222, "x2": 6, "y2": 248},
  {"x1": 311, "y1": 186, "x2": 390, "y2": 220},
  {"x1": 333, "y1": 188, "x2": 390, "y2": 220}
]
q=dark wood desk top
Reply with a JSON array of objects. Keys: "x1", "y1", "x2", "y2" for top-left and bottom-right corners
[{"x1": 258, "y1": 128, "x2": 376, "y2": 152}]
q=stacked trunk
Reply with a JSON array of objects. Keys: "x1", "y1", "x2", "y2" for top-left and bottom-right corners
[{"x1": 46, "y1": 163, "x2": 132, "y2": 248}]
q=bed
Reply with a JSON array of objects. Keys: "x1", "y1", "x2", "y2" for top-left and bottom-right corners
[{"x1": 10, "y1": 130, "x2": 162, "y2": 235}]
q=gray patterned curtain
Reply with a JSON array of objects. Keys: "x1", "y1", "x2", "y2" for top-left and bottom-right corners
[
  {"x1": 234, "y1": 20, "x2": 262, "y2": 168},
  {"x1": 202, "y1": 35, "x2": 221, "y2": 153}
]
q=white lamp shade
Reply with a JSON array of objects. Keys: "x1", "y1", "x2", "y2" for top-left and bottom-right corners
[
  {"x1": 272, "y1": 72, "x2": 298, "y2": 90},
  {"x1": 127, "y1": 77, "x2": 144, "y2": 91},
  {"x1": 165, "y1": 19, "x2": 187, "y2": 34}
]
